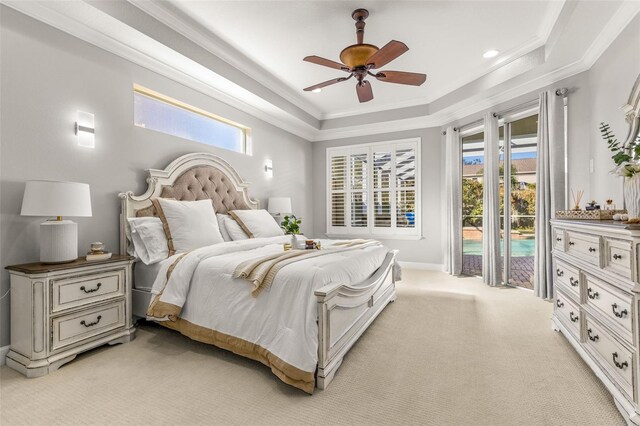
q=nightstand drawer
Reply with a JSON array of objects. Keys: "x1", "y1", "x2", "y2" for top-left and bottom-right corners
[
  {"x1": 52, "y1": 269, "x2": 124, "y2": 312},
  {"x1": 51, "y1": 300, "x2": 125, "y2": 352}
]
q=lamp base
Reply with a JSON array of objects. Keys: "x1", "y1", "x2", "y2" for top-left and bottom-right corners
[{"x1": 40, "y1": 220, "x2": 78, "y2": 264}]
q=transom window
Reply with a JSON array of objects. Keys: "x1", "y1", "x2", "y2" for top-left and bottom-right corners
[
  {"x1": 327, "y1": 138, "x2": 421, "y2": 238},
  {"x1": 133, "y1": 85, "x2": 250, "y2": 154}
]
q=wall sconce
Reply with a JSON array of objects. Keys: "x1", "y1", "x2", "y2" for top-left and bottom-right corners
[
  {"x1": 75, "y1": 111, "x2": 95, "y2": 148},
  {"x1": 264, "y1": 159, "x2": 273, "y2": 178}
]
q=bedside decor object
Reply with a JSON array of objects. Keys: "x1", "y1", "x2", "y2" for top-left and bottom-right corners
[
  {"x1": 571, "y1": 189, "x2": 584, "y2": 211},
  {"x1": 267, "y1": 197, "x2": 292, "y2": 216},
  {"x1": 585, "y1": 200, "x2": 600, "y2": 211},
  {"x1": 20, "y1": 181, "x2": 92, "y2": 263},
  {"x1": 86, "y1": 242, "x2": 112, "y2": 261},
  {"x1": 281, "y1": 214, "x2": 303, "y2": 249},
  {"x1": 5, "y1": 255, "x2": 136, "y2": 377},
  {"x1": 556, "y1": 209, "x2": 625, "y2": 220},
  {"x1": 604, "y1": 199, "x2": 616, "y2": 210}
]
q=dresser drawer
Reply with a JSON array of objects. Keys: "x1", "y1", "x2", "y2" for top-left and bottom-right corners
[
  {"x1": 584, "y1": 274, "x2": 634, "y2": 345},
  {"x1": 584, "y1": 315, "x2": 634, "y2": 401},
  {"x1": 604, "y1": 237, "x2": 634, "y2": 281},
  {"x1": 52, "y1": 269, "x2": 124, "y2": 313},
  {"x1": 554, "y1": 260, "x2": 580, "y2": 300},
  {"x1": 555, "y1": 290, "x2": 581, "y2": 339},
  {"x1": 553, "y1": 228, "x2": 566, "y2": 252},
  {"x1": 51, "y1": 300, "x2": 126, "y2": 352},
  {"x1": 566, "y1": 231, "x2": 602, "y2": 266}
]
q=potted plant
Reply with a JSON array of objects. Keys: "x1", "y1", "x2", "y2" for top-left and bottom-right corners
[
  {"x1": 600, "y1": 122, "x2": 640, "y2": 217},
  {"x1": 281, "y1": 215, "x2": 302, "y2": 248}
]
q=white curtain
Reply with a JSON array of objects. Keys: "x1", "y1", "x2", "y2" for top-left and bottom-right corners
[
  {"x1": 482, "y1": 112, "x2": 501, "y2": 286},
  {"x1": 444, "y1": 126, "x2": 462, "y2": 275},
  {"x1": 534, "y1": 91, "x2": 565, "y2": 299}
]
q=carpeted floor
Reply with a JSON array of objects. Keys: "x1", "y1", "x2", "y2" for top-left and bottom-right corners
[{"x1": 0, "y1": 270, "x2": 625, "y2": 425}]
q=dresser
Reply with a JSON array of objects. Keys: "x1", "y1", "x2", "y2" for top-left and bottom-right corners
[
  {"x1": 551, "y1": 219, "x2": 640, "y2": 423},
  {"x1": 5, "y1": 255, "x2": 136, "y2": 378}
]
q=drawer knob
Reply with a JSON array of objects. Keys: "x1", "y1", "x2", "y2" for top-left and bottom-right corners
[
  {"x1": 587, "y1": 288, "x2": 599, "y2": 300},
  {"x1": 612, "y1": 352, "x2": 628, "y2": 370},
  {"x1": 79, "y1": 282, "x2": 102, "y2": 294},
  {"x1": 556, "y1": 268, "x2": 564, "y2": 277},
  {"x1": 569, "y1": 312, "x2": 579, "y2": 322},
  {"x1": 556, "y1": 299, "x2": 564, "y2": 308},
  {"x1": 588, "y1": 247, "x2": 596, "y2": 253},
  {"x1": 556, "y1": 237, "x2": 562, "y2": 242},
  {"x1": 80, "y1": 315, "x2": 102, "y2": 328},
  {"x1": 587, "y1": 328, "x2": 599, "y2": 342},
  {"x1": 569, "y1": 277, "x2": 578, "y2": 287},
  {"x1": 611, "y1": 303, "x2": 628, "y2": 318},
  {"x1": 613, "y1": 253, "x2": 623, "y2": 260},
  {"x1": 569, "y1": 242, "x2": 575, "y2": 246}
]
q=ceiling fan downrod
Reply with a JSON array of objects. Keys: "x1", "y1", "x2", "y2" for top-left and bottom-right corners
[{"x1": 352, "y1": 8, "x2": 369, "y2": 45}]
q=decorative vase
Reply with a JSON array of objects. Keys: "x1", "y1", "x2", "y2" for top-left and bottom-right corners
[
  {"x1": 290, "y1": 234, "x2": 299, "y2": 249},
  {"x1": 624, "y1": 174, "x2": 640, "y2": 218}
]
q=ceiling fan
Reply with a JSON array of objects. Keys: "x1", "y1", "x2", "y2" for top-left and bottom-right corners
[{"x1": 303, "y1": 8, "x2": 426, "y2": 103}]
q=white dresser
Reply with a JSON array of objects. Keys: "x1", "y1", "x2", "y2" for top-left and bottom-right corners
[
  {"x1": 551, "y1": 219, "x2": 640, "y2": 423},
  {"x1": 5, "y1": 255, "x2": 136, "y2": 377}
]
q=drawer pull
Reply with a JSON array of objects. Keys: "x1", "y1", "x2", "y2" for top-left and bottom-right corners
[
  {"x1": 80, "y1": 315, "x2": 102, "y2": 328},
  {"x1": 587, "y1": 328, "x2": 599, "y2": 342},
  {"x1": 612, "y1": 352, "x2": 628, "y2": 370},
  {"x1": 588, "y1": 247, "x2": 596, "y2": 253},
  {"x1": 556, "y1": 237, "x2": 562, "y2": 242},
  {"x1": 569, "y1": 242, "x2": 575, "y2": 246},
  {"x1": 569, "y1": 277, "x2": 578, "y2": 287},
  {"x1": 556, "y1": 268, "x2": 564, "y2": 277},
  {"x1": 569, "y1": 312, "x2": 579, "y2": 322},
  {"x1": 556, "y1": 299, "x2": 564, "y2": 308},
  {"x1": 79, "y1": 282, "x2": 102, "y2": 293},
  {"x1": 611, "y1": 303, "x2": 628, "y2": 318},
  {"x1": 587, "y1": 288, "x2": 599, "y2": 299},
  {"x1": 613, "y1": 253, "x2": 623, "y2": 260}
]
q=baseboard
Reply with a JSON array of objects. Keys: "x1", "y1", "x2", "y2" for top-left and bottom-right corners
[
  {"x1": 398, "y1": 261, "x2": 444, "y2": 271},
  {"x1": 0, "y1": 345, "x2": 10, "y2": 366}
]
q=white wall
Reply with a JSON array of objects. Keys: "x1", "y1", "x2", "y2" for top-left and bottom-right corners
[
  {"x1": 312, "y1": 128, "x2": 444, "y2": 265},
  {"x1": 0, "y1": 7, "x2": 313, "y2": 348}
]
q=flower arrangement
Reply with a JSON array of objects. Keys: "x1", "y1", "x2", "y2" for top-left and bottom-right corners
[
  {"x1": 601, "y1": 122, "x2": 640, "y2": 177},
  {"x1": 281, "y1": 215, "x2": 302, "y2": 235}
]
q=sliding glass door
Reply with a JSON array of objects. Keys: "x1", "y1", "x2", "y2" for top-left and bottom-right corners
[{"x1": 461, "y1": 130, "x2": 485, "y2": 277}]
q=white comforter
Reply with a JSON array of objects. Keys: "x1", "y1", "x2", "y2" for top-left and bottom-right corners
[{"x1": 148, "y1": 236, "x2": 389, "y2": 373}]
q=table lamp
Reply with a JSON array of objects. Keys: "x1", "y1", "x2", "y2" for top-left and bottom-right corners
[
  {"x1": 267, "y1": 197, "x2": 292, "y2": 216},
  {"x1": 21, "y1": 181, "x2": 92, "y2": 263}
]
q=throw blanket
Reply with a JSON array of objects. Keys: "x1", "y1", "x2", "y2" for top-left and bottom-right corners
[{"x1": 232, "y1": 240, "x2": 380, "y2": 297}]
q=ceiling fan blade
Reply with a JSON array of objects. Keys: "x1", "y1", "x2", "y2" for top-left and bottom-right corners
[
  {"x1": 366, "y1": 40, "x2": 409, "y2": 69},
  {"x1": 303, "y1": 76, "x2": 350, "y2": 92},
  {"x1": 356, "y1": 80, "x2": 373, "y2": 103},
  {"x1": 303, "y1": 55, "x2": 350, "y2": 71},
  {"x1": 375, "y1": 71, "x2": 427, "y2": 86}
]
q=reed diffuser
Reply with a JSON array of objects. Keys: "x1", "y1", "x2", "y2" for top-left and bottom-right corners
[{"x1": 571, "y1": 189, "x2": 584, "y2": 211}]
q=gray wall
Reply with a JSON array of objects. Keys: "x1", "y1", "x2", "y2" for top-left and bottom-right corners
[
  {"x1": 0, "y1": 7, "x2": 313, "y2": 348},
  {"x1": 312, "y1": 128, "x2": 444, "y2": 265}
]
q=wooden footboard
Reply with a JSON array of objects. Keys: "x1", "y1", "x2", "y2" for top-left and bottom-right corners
[{"x1": 314, "y1": 249, "x2": 398, "y2": 389}]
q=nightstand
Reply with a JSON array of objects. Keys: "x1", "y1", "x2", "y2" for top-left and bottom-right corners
[{"x1": 5, "y1": 255, "x2": 136, "y2": 377}]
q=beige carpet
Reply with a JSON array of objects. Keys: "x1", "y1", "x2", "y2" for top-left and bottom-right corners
[{"x1": 0, "y1": 270, "x2": 624, "y2": 425}]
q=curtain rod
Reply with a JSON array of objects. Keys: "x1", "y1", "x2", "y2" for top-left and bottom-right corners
[{"x1": 493, "y1": 99, "x2": 539, "y2": 119}]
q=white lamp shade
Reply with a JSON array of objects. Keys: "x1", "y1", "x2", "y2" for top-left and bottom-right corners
[
  {"x1": 267, "y1": 197, "x2": 292, "y2": 215},
  {"x1": 21, "y1": 181, "x2": 92, "y2": 217}
]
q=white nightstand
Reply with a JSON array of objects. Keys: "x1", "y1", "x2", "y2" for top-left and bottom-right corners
[{"x1": 5, "y1": 255, "x2": 136, "y2": 377}]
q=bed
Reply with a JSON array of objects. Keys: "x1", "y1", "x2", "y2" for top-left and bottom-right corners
[{"x1": 118, "y1": 152, "x2": 398, "y2": 393}]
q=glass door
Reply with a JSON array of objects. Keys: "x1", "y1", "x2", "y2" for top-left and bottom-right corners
[{"x1": 461, "y1": 130, "x2": 485, "y2": 277}]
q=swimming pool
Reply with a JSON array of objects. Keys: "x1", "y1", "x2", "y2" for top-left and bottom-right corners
[{"x1": 463, "y1": 239, "x2": 535, "y2": 257}]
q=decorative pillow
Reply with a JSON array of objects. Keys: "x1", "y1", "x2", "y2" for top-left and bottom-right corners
[
  {"x1": 128, "y1": 217, "x2": 169, "y2": 264},
  {"x1": 216, "y1": 214, "x2": 232, "y2": 242},
  {"x1": 152, "y1": 198, "x2": 224, "y2": 254},
  {"x1": 221, "y1": 214, "x2": 250, "y2": 241},
  {"x1": 229, "y1": 209, "x2": 285, "y2": 238}
]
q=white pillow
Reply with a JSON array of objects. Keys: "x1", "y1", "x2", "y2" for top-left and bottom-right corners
[
  {"x1": 229, "y1": 209, "x2": 285, "y2": 238},
  {"x1": 153, "y1": 198, "x2": 224, "y2": 254},
  {"x1": 216, "y1": 214, "x2": 232, "y2": 242},
  {"x1": 221, "y1": 214, "x2": 250, "y2": 241},
  {"x1": 128, "y1": 217, "x2": 169, "y2": 264}
]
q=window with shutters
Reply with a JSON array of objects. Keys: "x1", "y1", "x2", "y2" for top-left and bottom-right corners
[{"x1": 327, "y1": 138, "x2": 421, "y2": 239}]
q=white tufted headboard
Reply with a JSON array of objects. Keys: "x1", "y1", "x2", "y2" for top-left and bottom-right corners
[{"x1": 118, "y1": 153, "x2": 259, "y2": 255}]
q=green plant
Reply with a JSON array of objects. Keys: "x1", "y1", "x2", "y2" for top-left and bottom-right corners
[
  {"x1": 281, "y1": 215, "x2": 302, "y2": 235},
  {"x1": 600, "y1": 122, "x2": 640, "y2": 176}
]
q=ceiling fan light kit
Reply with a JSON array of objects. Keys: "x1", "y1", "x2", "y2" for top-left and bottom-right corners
[{"x1": 303, "y1": 8, "x2": 427, "y2": 103}]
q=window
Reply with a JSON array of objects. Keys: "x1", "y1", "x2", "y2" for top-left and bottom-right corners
[
  {"x1": 327, "y1": 138, "x2": 420, "y2": 238},
  {"x1": 133, "y1": 85, "x2": 250, "y2": 154}
]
